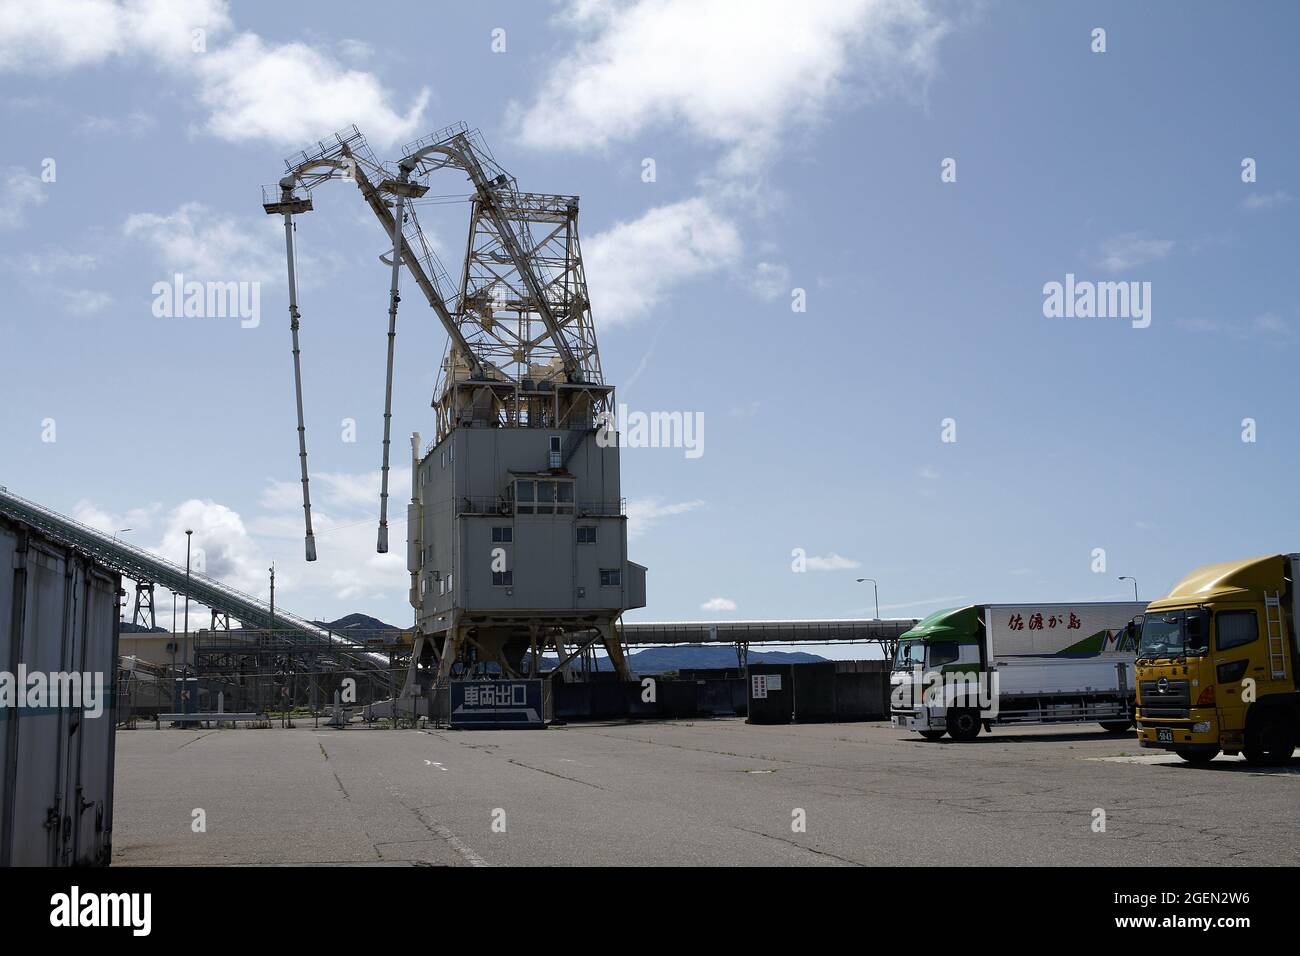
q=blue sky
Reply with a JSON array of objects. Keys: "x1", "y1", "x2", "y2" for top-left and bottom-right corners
[{"x1": 1, "y1": 0, "x2": 1297, "y2": 638}]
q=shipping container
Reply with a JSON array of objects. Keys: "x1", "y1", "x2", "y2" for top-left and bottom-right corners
[{"x1": 0, "y1": 514, "x2": 120, "y2": 865}]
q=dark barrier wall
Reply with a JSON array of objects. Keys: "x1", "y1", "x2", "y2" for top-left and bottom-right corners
[
  {"x1": 546, "y1": 668, "x2": 888, "y2": 724},
  {"x1": 833, "y1": 660, "x2": 890, "y2": 720},
  {"x1": 661, "y1": 679, "x2": 702, "y2": 718},
  {"x1": 746, "y1": 663, "x2": 794, "y2": 724},
  {"x1": 699, "y1": 679, "x2": 739, "y2": 716},
  {"x1": 792, "y1": 662, "x2": 838, "y2": 723},
  {"x1": 591, "y1": 681, "x2": 629, "y2": 719},
  {"x1": 551, "y1": 678, "x2": 748, "y2": 721},
  {"x1": 554, "y1": 681, "x2": 593, "y2": 720},
  {"x1": 833, "y1": 673, "x2": 888, "y2": 719}
]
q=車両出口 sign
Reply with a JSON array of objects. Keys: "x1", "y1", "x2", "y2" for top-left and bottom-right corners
[{"x1": 449, "y1": 679, "x2": 545, "y2": 729}]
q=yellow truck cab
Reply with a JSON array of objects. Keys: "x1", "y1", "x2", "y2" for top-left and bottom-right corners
[{"x1": 1135, "y1": 554, "x2": 1300, "y2": 765}]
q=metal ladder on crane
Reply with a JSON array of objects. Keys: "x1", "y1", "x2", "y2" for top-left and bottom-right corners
[{"x1": 1264, "y1": 591, "x2": 1288, "y2": 680}]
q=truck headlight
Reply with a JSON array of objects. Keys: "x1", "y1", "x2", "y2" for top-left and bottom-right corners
[{"x1": 1192, "y1": 722, "x2": 1211, "y2": 734}]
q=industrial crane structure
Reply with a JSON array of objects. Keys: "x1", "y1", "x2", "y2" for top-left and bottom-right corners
[{"x1": 263, "y1": 123, "x2": 645, "y2": 698}]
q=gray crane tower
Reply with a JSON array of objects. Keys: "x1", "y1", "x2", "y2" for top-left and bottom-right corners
[{"x1": 263, "y1": 123, "x2": 645, "y2": 697}]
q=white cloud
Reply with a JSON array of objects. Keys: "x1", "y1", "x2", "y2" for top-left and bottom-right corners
[
  {"x1": 76, "y1": 109, "x2": 157, "y2": 136},
  {"x1": 0, "y1": 166, "x2": 45, "y2": 230},
  {"x1": 1096, "y1": 233, "x2": 1175, "y2": 274},
  {"x1": 0, "y1": 0, "x2": 426, "y2": 148},
  {"x1": 1241, "y1": 190, "x2": 1291, "y2": 211},
  {"x1": 585, "y1": 197, "x2": 741, "y2": 324},
  {"x1": 701, "y1": 596, "x2": 737, "y2": 612},
  {"x1": 1175, "y1": 312, "x2": 1293, "y2": 340},
  {"x1": 510, "y1": 0, "x2": 949, "y2": 173},
  {"x1": 69, "y1": 485, "x2": 411, "y2": 624},
  {"x1": 260, "y1": 469, "x2": 410, "y2": 515},
  {"x1": 750, "y1": 261, "x2": 791, "y2": 300},
  {"x1": 804, "y1": 552, "x2": 860, "y2": 571},
  {"x1": 0, "y1": 0, "x2": 231, "y2": 71},
  {"x1": 626, "y1": 496, "x2": 704, "y2": 540},
  {"x1": 337, "y1": 38, "x2": 374, "y2": 61},
  {"x1": 1253, "y1": 312, "x2": 1291, "y2": 337},
  {"x1": 3, "y1": 249, "x2": 100, "y2": 274},
  {"x1": 157, "y1": 499, "x2": 267, "y2": 595},
  {"x1": 194, "y1": 34, "x2": 429, "y2": 147},
  {"x1": 123, "y1": 201, "x2": 281, "y2": 282},
  {"x1": 58, "y1": 289, "x2": 114, "y2": 315}
]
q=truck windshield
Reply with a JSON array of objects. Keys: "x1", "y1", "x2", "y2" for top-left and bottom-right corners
[
  {"x1": 892, "y1": 641, "x2": 925, "y2": 670},
  {"x1": 1138, "y1": 608, "x2": 1210, "y2": 659}
]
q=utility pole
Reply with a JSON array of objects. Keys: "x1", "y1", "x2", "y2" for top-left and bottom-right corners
[
  {"x1": 183, "y1": 529, "x2": 193, "y2": 717},
  {"x1": 1119, "y1": 576, "x2": 1139, "y2": 601},
  {"x1": 269, "y1": 563, "x2": 276, "y2": 631}
]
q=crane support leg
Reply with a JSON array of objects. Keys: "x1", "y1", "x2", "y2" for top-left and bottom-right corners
[{"x1": 597, "y1": 621, "x2": 632, "y2": 682}]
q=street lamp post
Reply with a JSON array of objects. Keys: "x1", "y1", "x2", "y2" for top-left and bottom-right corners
[
  {"x1": 1118, "y1": 576, "x2": 1139, "y2": 601},
  {"x1": 855, "y1": 578, "x2": 880, "y2": 619}
]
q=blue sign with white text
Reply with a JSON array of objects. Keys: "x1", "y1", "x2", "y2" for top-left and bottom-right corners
[{"x1": 449, "y1": 679, "x2": 545, "y2": 728}]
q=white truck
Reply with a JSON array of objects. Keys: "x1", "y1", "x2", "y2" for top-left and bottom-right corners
[{"x1": 890, "y1": 602, "x2": 1146, "y2": 740}]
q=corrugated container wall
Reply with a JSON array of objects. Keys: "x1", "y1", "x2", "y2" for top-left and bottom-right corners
[{"x1": 0, "y1": 515, "x2": 120, "y2": 865}]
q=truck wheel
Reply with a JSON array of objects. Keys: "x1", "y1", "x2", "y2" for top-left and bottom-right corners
[
  {"x1": 918, "y1": 730, "x2": 945, "y2": 741},
  {"x1": 1243, "y1": 713, "x2": 1297, "y2": 767},
  {"x1": 1176, "y1": 749, "x2": 1217, "y2": 765},
  {"x1": 1099, "y1": 720, "x2": 1133, "y2": 733},
  {"x1": 947, "y1": 708, "x2": 981, "y2": 741}
]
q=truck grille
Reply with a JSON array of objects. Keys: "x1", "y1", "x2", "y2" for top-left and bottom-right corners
[{"x1": 1138, "y1": 678, "x2": 1189, "y2": 717}]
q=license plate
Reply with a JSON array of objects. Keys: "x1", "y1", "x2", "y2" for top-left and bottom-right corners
[{"x1": 1157, "y1": 728, "x2": 1173, "y2": 743}]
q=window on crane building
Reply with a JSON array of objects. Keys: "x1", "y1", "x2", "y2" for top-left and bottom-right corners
[
  {"x1": 536, "y1": 480, "x2": 556, "y2": 514},
  {"x1": 492, "y1": 526, "x2": 513, "y2": 543},
  {"x1": 514, "y1": 478, "x2": 573, "y2": 515},
  {"x1": 600, "y1": 568, "x2": 621, "y2": 587},
  {"x1": 492, "y1": 569, "x2": 514, "y2": 587},
  {"x1": 577, "y1": 526, "x2": 597, "y2": 544}
]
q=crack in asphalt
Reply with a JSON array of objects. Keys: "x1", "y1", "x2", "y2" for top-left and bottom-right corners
[{"x1": 730, "y1": 825, "x2": 863, "y2": 866}]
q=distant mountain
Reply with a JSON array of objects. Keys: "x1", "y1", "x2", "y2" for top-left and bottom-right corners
[
  {"x1": 118, "y1": 621, "x2": 168, "y2": 633},
  {"x1": 627, "y1": 646, "x2": 825, "y2": 673},
  {"x1": 313, "y1": 613, "x2": 406, "y2": 635}
]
